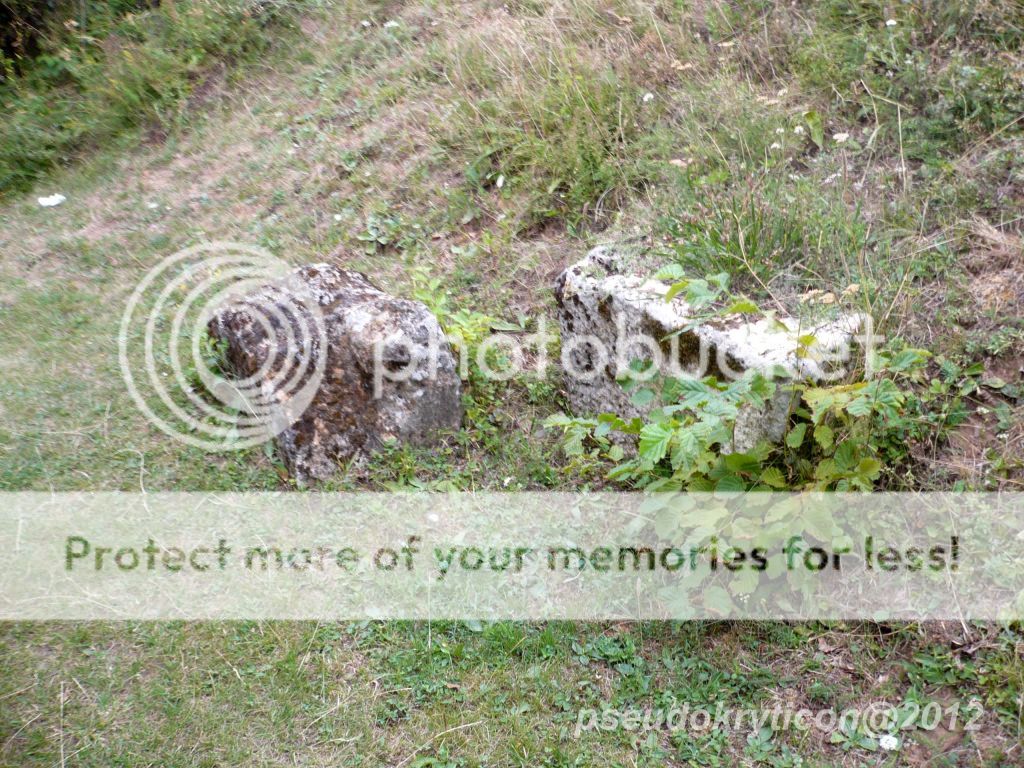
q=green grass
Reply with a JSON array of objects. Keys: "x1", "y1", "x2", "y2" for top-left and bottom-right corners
[
  {"x1": 0, "y1": 0, "x2": 308, "y2": 195},
  {"x1": 1, "y1": 621, "x2": 1020, "y2": 766},
  {"x1": 1, "y1": 0, "x2": 1023, "y2": 764}
]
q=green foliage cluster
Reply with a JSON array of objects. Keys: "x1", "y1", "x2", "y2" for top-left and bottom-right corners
[
  {"x1": 0, "y1": 0, "x2": 301, "y2": 194},
  {"x1": 545, "y1": 274, "x2": 948, "y2": 493}
]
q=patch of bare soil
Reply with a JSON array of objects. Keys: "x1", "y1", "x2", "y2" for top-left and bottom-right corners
[{"x1": 905, "y1": 218, "x2": 1024, "y2": 487}]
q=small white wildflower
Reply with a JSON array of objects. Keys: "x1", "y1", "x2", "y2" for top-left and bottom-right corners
[
  {"x1": 885, "y1": 18, "x2": 897, "y2": 27},
  {"x1": 879, "y1": 734, "x2": 899, "y2": 751},
  {"x1": 333, "y1": 214, "x2": 342, "y2": 222},
  {"x1": 38, "y1": 193, "x2": 66, "y2": 207},
  {"x1": 383, "y1": 19, "x2": 399, "y2": 28},
  {"x1": 495, "y1": 174, "x2": 505, "y2": 188},
  {"x1": 146, "y1": 202, "x2": 159, "y2": 210},
  {"x1": 770, "y1": 142, "x2": 782, "y2": 150},
  {"x1": 775, "y1": 127, "x2": 785, "y2": 134},
  {"x1": 793, "y1": 125, "x2": 805, "y2": 135},
  {"x1": 360, "y1": 19, "x2": 371, "y2": 27},
  {"x1": 642, "y1": 92, "x2": 654, "y2": 103},
  {"x1": 833, "y1": 132, "x2": 850, "y2": 144}
]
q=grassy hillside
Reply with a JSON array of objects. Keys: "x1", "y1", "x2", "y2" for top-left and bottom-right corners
[{"x1": 0, "y1": 0, "x2": 1022, "y2": 765}]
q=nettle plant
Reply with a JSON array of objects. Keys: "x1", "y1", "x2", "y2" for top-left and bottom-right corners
[{"x1": 546, "y1": 274, "x2": 930, "y2": 492}]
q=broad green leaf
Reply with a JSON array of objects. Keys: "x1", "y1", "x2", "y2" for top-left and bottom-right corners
[
  {"x1": 834, "y1": 441, "x2": 858, "y2": 471},
  {"x1": 813, "y1": 424, "x2": 834, "y2": 450},
  {"x1": 845, "y1": 395, "x2": 873, "y2": 417},
  {"x1": 964, "y1": 362, "x2": 985, "y2": 377},
  {"x1": 724, "y1": 452, "x2": 761, "y2": 475},
  {"x1": 731, "y1": 567, "x2": 759, "y2": 595},
  {"x1": 856, "y1": 457, "x2": 882, "y2": 480},
  {"x1": 654, "y1": 506, "x2": 682, "y2": 538},
  {"x1": 708, "y1": 273, "x2": 730, "y2": 290},
  {"x1": 702, "y1": 586, "x2": 734, "y2": 615},
  {"x1": 886, "y1": 348, "x2": 929, "y2": 372},
  {"x1": 542, "y1": 413, "x2": 573, "y2": 428},
  {"x1": 630, "y1": 388, "x2": 656, "y2": 407},
  {"x1": 670, "y1": 429, "x2": 700, "y2": 469},
  {"x1": 665, "y1": 280, "x2": 690, "y2": 302},
  {"x1": 685, "y1": 279, "x2": 717, "y2": 307},
  {"x1": 724, "y1": 298, "x2": 760, "y2": 315},
  {"x1": 759, "y1": 467, "x2": 787, "y2": 488},
  {"x1": 563, "y1": 429, "x2": 586, "y2": 456},
  {"x1": 715, "y1": 474, "x2": 747, "y2": 493},
  {"x1": 685, "y1": 503, "x2": 730, "y2": 528},
  {"x1": 803, "y1": 109, "x2": 824, "y2": 148},
  {"x1": 803, "y1": 388, "x2": 838, "y2": 422},
  {"x1": 786, "y1": 423, "x2": 807, "y2": 449},
  {"x1": 653, "y1": 263, "x2": 686, "y2": 281},
  {"x1": 639, "y1": 422, "x2": 673, "y2": 464},
  {"x1": 814, "y1": 458, "x2": 838, "y2": 481}
]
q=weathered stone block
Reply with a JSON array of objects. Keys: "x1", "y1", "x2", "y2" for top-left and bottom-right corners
[
  {"x1": 554, "y1": 245, "x2": 864, "y2": 450},
  {"x1": 210, "y1": 263, "x2": 462, "y2": 481}
]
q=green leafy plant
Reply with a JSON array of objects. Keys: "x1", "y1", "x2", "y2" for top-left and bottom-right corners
[
  {"x1": 546, "y1": 366, "x2": 917, "y2": 493},
  {"x1": 544, "y1": 270, "x2": 941, "y2": 493},
  {"x1": 356, "y1": 209, "x2": 422, "y2": 253}
]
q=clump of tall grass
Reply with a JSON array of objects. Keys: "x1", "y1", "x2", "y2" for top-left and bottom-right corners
[{"x1": 436, "y1": 3, "x2": 678, "y2": 233}]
